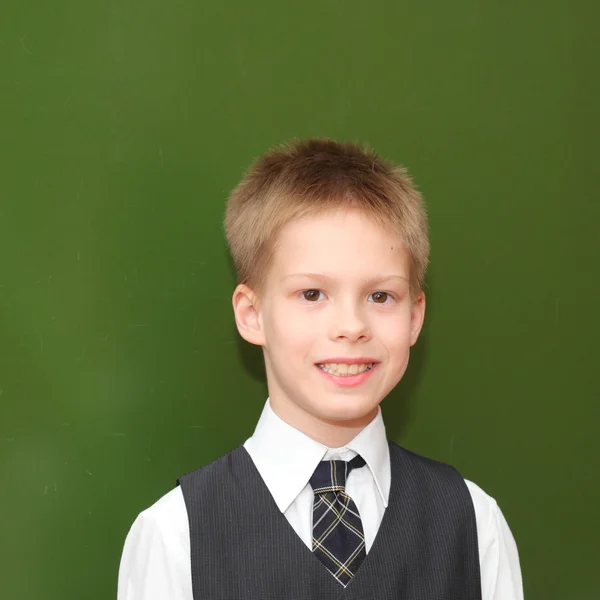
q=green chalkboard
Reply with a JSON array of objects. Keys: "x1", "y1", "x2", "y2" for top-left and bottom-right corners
[{"x1": 1, "y1": 1, "x2": 598, "y2": 599}]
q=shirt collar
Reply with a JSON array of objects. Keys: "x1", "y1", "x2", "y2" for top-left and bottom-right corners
[{"x1": 243, "y1": 398, "x2": 391, "y2": 513}]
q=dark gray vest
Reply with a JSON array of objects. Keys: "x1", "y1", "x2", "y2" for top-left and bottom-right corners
[{"x1": 177, "y1": 442, "x2": 482, "y2": 599}]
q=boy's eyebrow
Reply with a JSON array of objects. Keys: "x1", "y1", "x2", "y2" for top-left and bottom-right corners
[{"x1": 282, "y1": 273, "x2": 409, "y2": 285}]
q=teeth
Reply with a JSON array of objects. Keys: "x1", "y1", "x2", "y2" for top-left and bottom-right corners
[{"x1": 318, "y1": 363, "x2": 374, "y2": 376}]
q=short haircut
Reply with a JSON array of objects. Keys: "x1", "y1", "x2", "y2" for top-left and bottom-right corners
[{"x1": 224, "y1": 138, "x2": 429, "y2": 300}]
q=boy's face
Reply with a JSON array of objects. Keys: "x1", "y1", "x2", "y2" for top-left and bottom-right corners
[{"x1": 233, "y1": 208, "x2": 425, "y2": 438}]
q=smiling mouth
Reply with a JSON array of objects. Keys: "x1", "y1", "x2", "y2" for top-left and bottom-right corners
[{"x1": 316, "y1": 363, "x2": 376, "y2": 377}]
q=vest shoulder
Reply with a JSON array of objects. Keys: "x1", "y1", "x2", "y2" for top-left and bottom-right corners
[
  {"x1": 388, "y1": 442, "x2": 475, "y2": 516},
  {"x1": 176, "y1": 445, "x2": 244, "y2": 487},
  {"x1": 388, "y1": 440, "x2": 464, "y2": 478}
]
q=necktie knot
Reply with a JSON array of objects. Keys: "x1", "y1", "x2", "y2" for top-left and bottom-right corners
[{"x1": 309, "y1": 455, "x2": 366, "y2": 495}]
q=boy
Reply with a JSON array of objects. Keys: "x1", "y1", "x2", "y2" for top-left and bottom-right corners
[{"x1": 117, "y1": 138, "x2": 523, "y2": 599}]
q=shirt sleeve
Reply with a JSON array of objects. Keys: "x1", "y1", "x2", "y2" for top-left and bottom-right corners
[
  {"x1": 117, "y1": 488, "x2": 192, "y2": 600},
  {"x1": 484, "y1": 502, "x2": 524, "y2": 600},
  {"x1": 466, "y1": 480, "x2": 524, "y2": 600}
]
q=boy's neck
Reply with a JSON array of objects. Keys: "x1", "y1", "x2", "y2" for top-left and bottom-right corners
[{"x1": 269, "y1": 397, "x2": 379, "y2": 448}]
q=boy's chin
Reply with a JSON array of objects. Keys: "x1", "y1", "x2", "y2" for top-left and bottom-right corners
[{"x1": 308, "y1": 396, "x2": 380, "y2": 425}]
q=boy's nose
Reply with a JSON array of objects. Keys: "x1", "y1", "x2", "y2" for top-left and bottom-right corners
[{"x1": 330, "y1": 304, "x2": 370, "y2": 341}]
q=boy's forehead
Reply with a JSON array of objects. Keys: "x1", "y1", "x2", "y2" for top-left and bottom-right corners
[
  {"x1": 270, "y1": 215, "x2": 410, "y2": 285},
  {"x1": 277, "y1": 210, "x2": 404, "y2": 250}
]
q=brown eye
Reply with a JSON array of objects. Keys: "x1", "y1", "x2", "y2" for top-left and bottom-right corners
[
  {"x1": 371, "y1": 291, "x2": 389, "y2": 304},
  {"x1": 302, "y1": 290, "x2": 321, "y2": 302}
]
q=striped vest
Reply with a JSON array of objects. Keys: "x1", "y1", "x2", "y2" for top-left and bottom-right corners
[{"x1": 177, "y1": 441, "x2": 482, "y2": 599}]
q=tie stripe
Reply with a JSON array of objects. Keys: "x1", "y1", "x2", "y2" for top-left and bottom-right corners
[{"x1": 310, "y1": 456, "x2": 366, "y2": 586}]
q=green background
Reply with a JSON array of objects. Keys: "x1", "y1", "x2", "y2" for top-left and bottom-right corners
[{"x1": 1, "y1": 1, "x2": 598, "y2": 598}]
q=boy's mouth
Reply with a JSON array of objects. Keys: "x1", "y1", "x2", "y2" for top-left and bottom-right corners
[{"x1": 316, "y1": 362, "x2": 376, "y2": 377}]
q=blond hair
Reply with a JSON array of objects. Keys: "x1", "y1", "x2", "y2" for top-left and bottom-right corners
[{"x1": 224, "y1": 138, "x2": 429, "y2": 300}]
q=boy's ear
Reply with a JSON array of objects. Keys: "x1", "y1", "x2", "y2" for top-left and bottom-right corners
[
  {"x1": 232, "y1": 284, "x2": 265, "y2": 346},
  {"x1": 409, "y1": 291, "x2": 426, "y2": 347}
]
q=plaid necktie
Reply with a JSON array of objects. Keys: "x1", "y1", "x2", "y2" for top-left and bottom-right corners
[{"x1": 309, "y1": 455, "x2": 367, "y2": 586}]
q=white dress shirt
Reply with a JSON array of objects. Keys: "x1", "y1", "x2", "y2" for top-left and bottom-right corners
[{"x1": 118, "y1": 399, "x2": 524, "y2": 600}]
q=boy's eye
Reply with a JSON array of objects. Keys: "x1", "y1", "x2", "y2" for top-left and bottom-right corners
[
  {"x1": 370, "y1": 291, "x2": 390, "y2": 304},
  {"x1": 302, "y1": 289, "x2": 322, "y2": 302}
]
